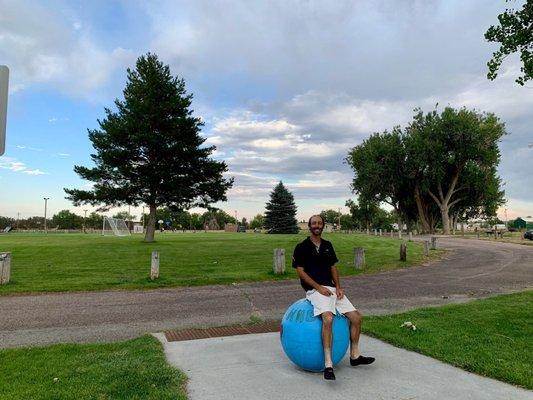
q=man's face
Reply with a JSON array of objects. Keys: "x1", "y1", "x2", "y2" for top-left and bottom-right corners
[{"x1": 309, "y1": 216, "x2": 324, "y2": 236}]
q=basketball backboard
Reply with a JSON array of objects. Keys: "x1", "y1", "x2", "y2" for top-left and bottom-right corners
[{"x1": 0, "y1": 65, "x2": 9, "y2": 156}]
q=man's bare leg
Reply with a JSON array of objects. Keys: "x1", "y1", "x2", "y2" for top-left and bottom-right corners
[
  {"x1": 321, "y1": 311, "x2": 334, "y2": 367},
  {"x1": 321, "y1": 311, "x2": 336, "y2": 380},
  {"x1": 344, "y1": 310, "x2": 362, "y2": 358},
  {"x1": 344, "y1": 310, "x2": 375, "y2": 366}
]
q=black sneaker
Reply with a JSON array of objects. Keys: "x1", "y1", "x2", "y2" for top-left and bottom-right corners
[
  {"x1": 350, "y1": 355, "x2": 375, "y2": 366},
  {"x1": 323, "y1": 367, "x2": 336, "y2": 380}
]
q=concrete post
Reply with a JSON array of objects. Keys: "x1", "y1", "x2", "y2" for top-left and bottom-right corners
[
  {"x1": 431, "y1": 236, "x2": 437, "y2": 250},
  {"x1": 400, "y1": 244, "x2": 407, "y2": 261},
  {"x1": 151, "y1": 251, "x2": 160, "y2": 280},
  {"x1": 354, "y1": 247, "x2": 365, "y2": 269},
  {"x1": 408, "y1": 232, "x2": 413, "y2": 242},
  {"x1": 423, "y1": 240, "x2": 430, "y2": 256},
  {"x1": 0, "y1": 252, "x2": 11, "y2": 284},
  {"x1": 273, "y1": 248, "x2": 285, "y2": 274}
]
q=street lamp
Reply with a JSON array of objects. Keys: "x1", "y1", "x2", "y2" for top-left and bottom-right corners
[{"x1": 43, "y1": 197, "x2": 49, "y2": 232}]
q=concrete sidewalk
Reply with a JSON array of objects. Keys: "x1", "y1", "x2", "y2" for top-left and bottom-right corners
[{"x1": 154, "y1": 332, "x2": 531, "y2": 400}]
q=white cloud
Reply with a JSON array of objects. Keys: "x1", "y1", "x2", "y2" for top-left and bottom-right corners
[
  {"x1": 0, "y1": 157, "x2": 47, "y2": 175},
  {"x1": 0, "y1": 0, "x2": 136, "y2": 98},
  {"x1": 22, "y1": 169, "x2": 46, "y2": 175}
]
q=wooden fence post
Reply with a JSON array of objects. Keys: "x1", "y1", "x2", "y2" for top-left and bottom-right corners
[
  {"x1": 398, "y1": 230, "x2": 402, "y2": 240},
  {"x1": 431, "y1": 236, "x2": 437, "y2": 250},
  {"x1": 400, "y1": 244, "x2": 407, "y2": 261},
  {"x1": 390, "y1": 230, "x2": 394, "y2": 238},
  {"x1": 354, "y1": 247, "x2": 365, "y2": 269},
  {"x1": 423, "y1": 240, "x2": 430, "y2": 256},
  {"x1": 379, "y1": 229, "x2": 382, "y2": 236},
  {"x1": 408, "y1": 232, "x2": 413, "y2": 242},
  {"x1": 151, "y1": 251, "x2": 160, "y2": 280},
  {"x1": 0, "y1": 252, "x2": 11, "y2": 285},
  {"x1": 273, "y1": 248, "x2": 285, "y2": 274}
]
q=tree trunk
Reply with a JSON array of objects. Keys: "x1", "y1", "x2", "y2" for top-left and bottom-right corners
[
  {"x1": 414, "y1": 184, "x2": 431, "y2": 233},
  {"x1": 440, "y1": 207, "x2": 451, "y2": 235},
  {"x1": 427, "y1": 170, "x2": 462, "y2": 236},
  {"x1": 144, "y1": 204, "x2": 157, "y2": 242}
]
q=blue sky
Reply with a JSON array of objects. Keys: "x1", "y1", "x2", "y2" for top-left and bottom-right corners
[{"x1": 1, "y1": 0, "x2": 532, "y2": 221}]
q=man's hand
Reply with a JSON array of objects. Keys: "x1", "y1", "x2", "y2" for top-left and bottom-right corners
[
  {"x1": 336, "y1": 288, "x2": 345, "y2": 300},
  {"x1": 317, "y1": 286, "x2": 333, "y2": 296}
]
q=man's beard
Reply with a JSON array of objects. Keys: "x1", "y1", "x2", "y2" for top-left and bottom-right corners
[{"x1": 312, "y1": 227, "x2": 323, "y2": 235}]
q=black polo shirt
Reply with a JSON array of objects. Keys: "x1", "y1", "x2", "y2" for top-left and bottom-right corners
[{"x1": 292, "y1": 237, "x2": 339, "y2": 291}]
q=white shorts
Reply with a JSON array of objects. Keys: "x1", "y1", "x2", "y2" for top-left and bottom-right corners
[{"x1": 306, "y1": 286, "x2": 357, "y2": 317}]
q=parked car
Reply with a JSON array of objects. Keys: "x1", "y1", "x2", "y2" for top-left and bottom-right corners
[{"x1": 524, "y1": 230, "x2": 533, "y2": 240}]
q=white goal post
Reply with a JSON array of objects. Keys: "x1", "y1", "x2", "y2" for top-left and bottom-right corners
[{"x1": 102, "y1": 216, "x2": 131, "y2": 236}]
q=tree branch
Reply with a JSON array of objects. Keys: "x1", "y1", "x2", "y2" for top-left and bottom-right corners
[
  {"x1": 427, "y1": 189, "x2": 442, "y2": 207},
  {"x1": 438, "y1": 182, "x2": 444, "y2": 202},
  {"x1": 448, "y1": 198, "x2": 463, "y2": 209}
]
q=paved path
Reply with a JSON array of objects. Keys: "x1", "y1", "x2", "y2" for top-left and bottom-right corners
[
  {"x1": 155, "y1": 332, "x2": 532, "y2": 400},
  {"x1": 1, "y1": 237, "x2": 532, "y2": 348}
]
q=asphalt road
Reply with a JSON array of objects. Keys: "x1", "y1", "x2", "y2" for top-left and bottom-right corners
[{"x1": 1, "y1": 237, "x2": 531, "y2": 348}]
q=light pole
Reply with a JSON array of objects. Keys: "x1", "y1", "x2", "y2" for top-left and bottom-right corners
[{"x1": 43, "y1": 197, "x2": 49, "y2": 233}]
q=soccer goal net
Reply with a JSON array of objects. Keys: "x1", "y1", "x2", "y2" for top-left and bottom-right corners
[{"x1": 102, "y1": 216, "x2": 131, "y2": 236}]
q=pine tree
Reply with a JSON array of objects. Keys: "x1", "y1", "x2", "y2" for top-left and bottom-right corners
[
  {"x1": 264, "y1": 181, "x2": 299, "y2": 234},
  {"x1": 64, "y1": 53, "x2": 233, "y2": 242}
]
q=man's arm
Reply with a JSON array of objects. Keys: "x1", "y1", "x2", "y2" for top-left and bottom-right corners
[
  {"x1": 296, "y1": 267, "x2": 333, "y2": 296},
  {"x1": 331, "y1": 266, "x2": 344, "y2": 299}
]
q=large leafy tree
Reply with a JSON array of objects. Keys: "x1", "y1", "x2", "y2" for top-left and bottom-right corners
[
  {"x1": 250, "y1": 214, "x2": 265, "y2": 229},
  {"x1": 264, "y1": 181, "x2": 298, "y2": 234},
  {"x1": 346, "y1": 128, "x2": 417, "y2": 230},
  {"x1": 346, "y1": 107, "x2": 506, "y2": 235},
  {"x1": 405, "y1": 107, "x2": 506, "y2": 234},
  {"x1": 319, "y1": 209, "x2": 341, "y2": 224},
  {"x1": 345, "y1": 198, "x2": 388, "y2": 230},
  {"x1": 51, "y1": 210, "x2": 83, "y2": 230},
  {"x1": 0, "y1": 216, "x2": 15, "y2": 229},
  {"x1": 485, "y1": 0, "x2": 533, "y2": 85},
  {"x1": 65, "y1": 54, "x2": 233, "y2": 242}
]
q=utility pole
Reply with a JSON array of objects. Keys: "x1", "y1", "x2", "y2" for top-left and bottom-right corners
[
  {"x1": 43, "y1": 197, "x2": 49, "y2": 233},
  {"x1": 504, "y1": 208, "x2": 508, "y2": 226},
  {"x1": 83, "y1": 209, "x2": 88, "y2": 233}
]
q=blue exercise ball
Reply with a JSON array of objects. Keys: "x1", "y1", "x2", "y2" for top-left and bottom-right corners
[{"x1": 280, "y1": 298, "x2": 349, "y2": 372}]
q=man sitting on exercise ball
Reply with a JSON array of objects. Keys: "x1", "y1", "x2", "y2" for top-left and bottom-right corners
[{"x1": 292, "y1": 214, "x2": 375, "y2": 380}]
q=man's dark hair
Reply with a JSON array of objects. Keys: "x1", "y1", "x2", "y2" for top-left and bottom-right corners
[{"x1": 308, "y1": 214, "x2": 325, "y2": 228}]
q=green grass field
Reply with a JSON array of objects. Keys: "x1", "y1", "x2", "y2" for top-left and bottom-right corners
[
  {"x1": 363, "y1": 291, "x2": 533, "y2": 389},
  {"x1": 0, "y1": 232, "x2": 443, "y2": 294},
  {"x1": 459, "y1": 231, "x2": 533, "y2": 246},
  {"x1": 0, "y1": 335, "x2": 187, "y2": 400}
]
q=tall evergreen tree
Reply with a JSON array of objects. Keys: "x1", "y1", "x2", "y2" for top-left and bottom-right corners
[
  {"x1": 264, "y1": 181, "x2": 298, "y2": 234},
  {"x1": 64, "y1": 53, "x2": 233, "y2": 242}
]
